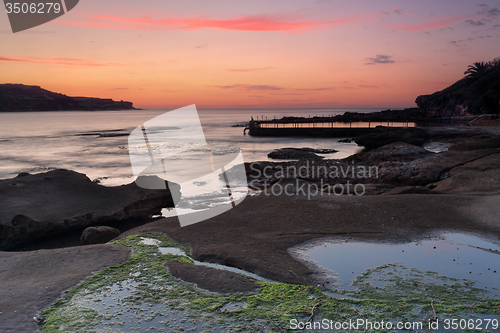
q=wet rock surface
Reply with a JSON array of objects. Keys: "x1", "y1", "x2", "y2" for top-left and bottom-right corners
[
  {"x1": 165, "y1": 260, "x2": 261, "y2": 294},
  {"x1": 0, "y1": 244, "x2": 130, "y2": 333},
  {"x1": 352, "y1": 146, "x2": 500, "y2": 187},
  {"x1": 427, "y1": 152, "x2": 500, "y2": 193},
  {"x1": 121, "y1": 191, "x2": 500, "y2": 287},
  {"x1": 0, "y1": 169, "x2": 180, "y2": 250}
]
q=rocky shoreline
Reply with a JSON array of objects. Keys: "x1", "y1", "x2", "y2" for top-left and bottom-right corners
[
  {"x1": 1, "y1": 126, "x2": 500, "y2": 332},
  {"x1": 244, "y1": 126, "x2": 500, "y2": 194}
]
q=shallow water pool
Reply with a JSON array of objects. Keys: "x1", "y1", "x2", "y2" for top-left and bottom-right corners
[{"x1": 291, "y1": 233, "x2": 500, "y2": 292}]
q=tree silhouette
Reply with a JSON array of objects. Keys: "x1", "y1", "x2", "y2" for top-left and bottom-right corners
[{"x1": 464, "y1": 61, "x2": 492, "y2": 80}]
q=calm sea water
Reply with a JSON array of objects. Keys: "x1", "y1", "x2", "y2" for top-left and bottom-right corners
[{"x1": 0, "y1": 108, "x2": 376, "y2": 185}]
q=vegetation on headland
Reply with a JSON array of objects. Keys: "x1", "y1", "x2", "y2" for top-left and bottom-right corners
[
  {"x1": 39, "y1": 233, "x2": 500, "y2": 333},
  {"x1": 416, "y1": 57, "x2": 500, "y2": 117}
]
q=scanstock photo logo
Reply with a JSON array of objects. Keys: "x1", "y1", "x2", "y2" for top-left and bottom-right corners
[
  {"x1": 4, "y1": 0, "x2": 79, "y2": 33},
  {"x1": 128, "y1": 105, "x2": 248, "y2": 227}
]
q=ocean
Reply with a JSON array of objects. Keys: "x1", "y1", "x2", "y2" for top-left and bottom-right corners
[{"x1": 0, "y1": 108, "x2": 379, "y2": 185}]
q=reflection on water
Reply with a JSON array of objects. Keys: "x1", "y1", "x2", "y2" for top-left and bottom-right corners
[
  {"x1": 260, "y1": 121, "x2": 415, "y2": 128},
  {"x1": 291, "y1": 233, "x2": 500, "y2": 292},
  {"x1": 424, "y1": 141, "x2": 453, "y2": 153},
  {"x1": 76, "y1": 279, "x2": 232, "y2": 333}
]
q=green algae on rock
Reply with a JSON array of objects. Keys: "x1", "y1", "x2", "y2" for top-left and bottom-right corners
[{"x1": 39, "y1": 233, "x2": 500, "y2": 333}]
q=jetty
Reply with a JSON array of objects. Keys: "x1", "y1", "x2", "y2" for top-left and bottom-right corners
[
  {"x1": 246, "y1": 118, "x2": 412, "y2": 137},
  {"x1": 245, "y1": 112, "x2": 500, "y2": 137}
]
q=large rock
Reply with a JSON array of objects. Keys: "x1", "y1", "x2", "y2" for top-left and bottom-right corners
[
  {"x1": 355, "y1": 126, "x2": 426, "y2": 149},
  {"x1": 0, "y1": 169, "x2": 180, "y2": 250},
  {"x1": 347, "y1": 142, "x2": 433, "y2": 165},
  {"x1": 81, "y1": 226, "x2": 121, "y2": 245},
  {"x1": 268, "y1": 147, "x2": 337, "y2": 160},
  {"x1": 427, "y1": 153, "x2": 500, "y2": 193},
  {"x1": 364, "y1": 149, "x2": 499, "y2": 187},
  {"x1": 345, "y1": 142, "x2": 500, "y2": 187}
]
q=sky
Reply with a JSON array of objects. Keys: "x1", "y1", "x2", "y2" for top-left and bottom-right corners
[{"x1": 1, "y1": 0, "x2": 500, "y2": 109}]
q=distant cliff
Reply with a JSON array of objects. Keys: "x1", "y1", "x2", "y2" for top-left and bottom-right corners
[
  {"x1": 0, "y1": 84, "x2": 136, "y2": 111},
  {"x1": 416, "y1": 58, "x2": 500, "y2": 117}
]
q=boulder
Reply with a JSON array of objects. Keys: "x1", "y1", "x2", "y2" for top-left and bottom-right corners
[
  {"x1": 80, "y1": 226, "x2": 121, "y2": 245},
  {"x1": 347, "y1": 142, "x2": 433, "y2": 165},
  {"x1": 355, "y1": 126, "x2": 426, "y2": 149},
  {"x1": 0, "y1": 169, "x2": 181, "y2": 250}
]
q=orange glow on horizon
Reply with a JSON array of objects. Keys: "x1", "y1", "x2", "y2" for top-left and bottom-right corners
[{"x1": 1, "y1": 0, "x2": 498, "y2": 109}]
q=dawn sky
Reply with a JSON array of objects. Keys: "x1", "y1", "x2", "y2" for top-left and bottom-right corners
[{"x1": 1, "y1": 0, "x2": 499, "y2": 109}]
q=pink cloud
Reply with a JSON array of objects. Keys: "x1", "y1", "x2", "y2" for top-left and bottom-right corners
[
  {"x1": 210, "y1": 85, "x2": 336, "y2": 92},
  {"x1": 358, "y1": 85, "x2": 380, "y2": 89},
  {"x1": 271, "y1": 93, "x2": 305, "y2": 96},
  {"x1": 341, "y1": 85, "x2": 380, "y2": 89},
  {"x1": 389, "y1": 15, "x2": 466, "y2": 30},
  {"x1": 226, "y1": 67, "x2": 274, "y2": 72},
  {"x1": 0, "y1": 55, "x2": 120, "y2": 66},
  {"x1": 58, "y1": 13, "x2": 377, "y2": 32},
  {"x1": 294, "y1": 87, "x2": 334, "y2": 91},
  {"x1": 249, "y1": 95, "x2": 270, "y2": 98},
  {"x1": 210, "y1": 84, "x2": 283, "y2": 91}
]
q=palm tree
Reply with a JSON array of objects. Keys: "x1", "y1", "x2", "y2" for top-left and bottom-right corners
[
  {"x1": 491, "y1": 57, "x2": 500, "y2": 75},
  {"x1": 464, "y1": 62, "x2": 491, "y2": 80}
]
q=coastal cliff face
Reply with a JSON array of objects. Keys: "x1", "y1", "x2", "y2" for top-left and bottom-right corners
[
  {"x1": 416, "y1": 59, "x2": 500, "y2": 117},
  {"x1": 0, "y1": 84, "x2": 135, "y2": 111}
]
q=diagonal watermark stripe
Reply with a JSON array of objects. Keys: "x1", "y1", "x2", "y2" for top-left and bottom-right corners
[{"x1": 128, "y1": 105, "x2": 248, "y2": 227}]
